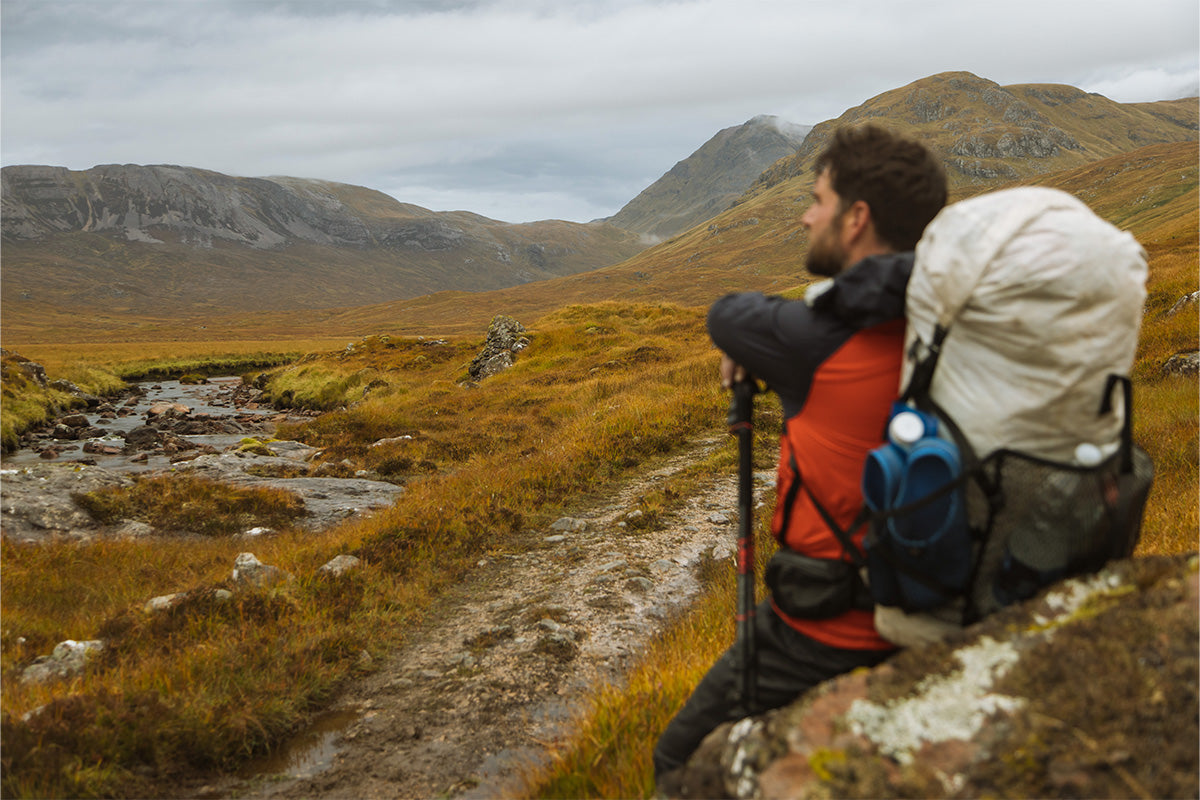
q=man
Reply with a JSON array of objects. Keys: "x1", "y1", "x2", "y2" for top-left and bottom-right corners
[{"x1": 654, "y1": 124, "x2": 948, "y2": 780}]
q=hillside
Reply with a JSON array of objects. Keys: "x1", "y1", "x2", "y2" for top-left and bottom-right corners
[
  {"x1": 0, "y1": 165, "x2": 648, "y2": 317},
  {"x1": 604, "y1": 115, "x2": 810, "y2": 240},
  {"x1": 32, "y1": 136, "x2": 1180, "y2": 351},
  {"x1": 750, "y1": 71, "x2": 1198, "y2": 195},
  {"x1": 2, "y1": 72, "x2": 1195, "y2": 346}
]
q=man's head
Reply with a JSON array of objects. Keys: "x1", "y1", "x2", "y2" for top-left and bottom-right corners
[{"x1": 801, "y1": 125, "x2": 947, "y2": 276}]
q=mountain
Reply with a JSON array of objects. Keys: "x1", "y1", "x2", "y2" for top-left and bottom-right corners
[
  {"x1": 749, "y1": 72, "x2": 1197, "y2": 196},
  {"x1": 235, "y1": 77, "x2": 1193, "y2": 342},
  {"x1": 0, "y1": 165, "x2": 648, "y2": 314},
  {"x1": 83, "y1": 138, "x2": 1188, "y2": 348},
  {"x1": 2, "y1": 72, "x2": 1195, "y2": 345},
  {"x1": 605, "y1": 115, "x2": 810, "y2": 240}
]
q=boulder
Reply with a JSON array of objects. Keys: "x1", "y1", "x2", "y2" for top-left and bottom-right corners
[
  {"x1": 467, "y1": 315, "x2": 529, "y2": 381},
  {"x1": 1162, "y1": 350, "x2": 1199, "y2": 377},
  {"x1": 147, "y1": 401, "x2": 190, "y2": 418},
  {"x1": 662, "y1": 554, "x2": 1199, "y2": 800},
  {"x1": 17, "y1": 360, "x2": 48, "y2": 387},
  {"x1": 319, "y1": 554, "x2": 363, "y2": 577},
  {"x1": 144, "y1": 593, "x2": 185, "y2": 614},
  {"x1": 231, "y1": 552, "x2": 292, "y2": 589},
  {"x1": 21, "y1": 639, "x2": 106, "y2": 684},
  {"x1": 1166, "y1": 291, "x2": 1198, "y2": 317},
  {"x1": 123, "y1": 425, "x2": 159, "y2": 450}
]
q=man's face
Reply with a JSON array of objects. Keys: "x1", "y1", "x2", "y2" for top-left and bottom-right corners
[{"x1": 801, "y1": 169, "x2": 849, "y2": 277}]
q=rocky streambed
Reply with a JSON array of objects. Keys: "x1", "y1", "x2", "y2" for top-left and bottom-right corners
[{"x1": 0, "y1": 377, "x2": 405, "y2": 541}]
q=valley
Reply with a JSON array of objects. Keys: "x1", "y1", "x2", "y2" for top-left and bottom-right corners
[{"x1": 1, "y1": 70, "x2": 1196, "y2": 799}]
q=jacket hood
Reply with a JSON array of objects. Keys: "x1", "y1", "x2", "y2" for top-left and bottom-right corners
[{"x1": 811, "y1": 252, "x2": 913, "y2": 329}]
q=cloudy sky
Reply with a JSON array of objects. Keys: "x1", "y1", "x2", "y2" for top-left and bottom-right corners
[{"x1": 2, "y1": 0, "x2": 1197, "y2": 223}]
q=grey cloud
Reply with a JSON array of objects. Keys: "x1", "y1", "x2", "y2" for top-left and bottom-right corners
[{"x1": 2, "y1": 0, "x2": 1197, "y2": 222}]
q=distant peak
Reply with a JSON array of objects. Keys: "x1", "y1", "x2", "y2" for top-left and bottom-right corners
[{"x1": 744, "y1": 114, "x2": 811, "y2": 141}]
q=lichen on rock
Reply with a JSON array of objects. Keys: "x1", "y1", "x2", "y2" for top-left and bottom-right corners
[{"x1": 666, "y1": 554, "x2": 1199, "y2": 800}]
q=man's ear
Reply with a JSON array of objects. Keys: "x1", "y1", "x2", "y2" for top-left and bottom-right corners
[{"x1": 838, "y1": 199, "x2": 873, "y2": 245}]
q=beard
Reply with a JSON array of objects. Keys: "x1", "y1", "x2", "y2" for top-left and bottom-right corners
[{"x1": 804, "y1": 219, "x2": 848, "y2": 277}]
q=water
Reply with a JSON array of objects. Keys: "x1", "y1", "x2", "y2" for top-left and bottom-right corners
[
  {"x1": 239, "y1": 710, "x2": 360, "y2": 779},
  {"x1": 1, "y1": 376, "x2": 280, "y2": 474}
]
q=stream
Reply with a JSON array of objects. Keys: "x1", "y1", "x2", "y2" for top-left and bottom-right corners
[
  {"x1": 0, "y1": 377, "x2": 407, "y2": 541},
  {"x1": 1, "y1": 376, "x2": 283, "y2": 473}
]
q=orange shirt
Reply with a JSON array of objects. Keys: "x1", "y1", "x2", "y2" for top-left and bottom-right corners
[{"x1": 771, "y1": 319, "x2": 904, "y2": 650}]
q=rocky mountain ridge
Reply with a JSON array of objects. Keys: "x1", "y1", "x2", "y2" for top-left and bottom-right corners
[
  {"x1": 0, "y1": 165, "x2": 649, "y2": 314},
  {"x1": 605, "y1": 115, "x2": 811, "y2": 240},
  {"x1": 748, "y1": 72, "x2": 1198, "y2": 198}
]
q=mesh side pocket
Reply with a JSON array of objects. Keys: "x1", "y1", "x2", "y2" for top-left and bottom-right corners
[{"x1": 970, "y1": 446, "x2": 1153, "y2": 618}]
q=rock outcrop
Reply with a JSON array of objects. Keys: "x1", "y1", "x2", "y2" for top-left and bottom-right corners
[
  {"x1": 467, "y1": 315, "x2": 529, "y2": 381},
  {"x1": 662, "y1": 553, "x2": 1199, "y2": 800}
]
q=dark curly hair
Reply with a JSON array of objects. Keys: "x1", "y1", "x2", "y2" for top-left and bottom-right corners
[{"x1": 814, "y1": 125, "x2": 947, "y2": 251}]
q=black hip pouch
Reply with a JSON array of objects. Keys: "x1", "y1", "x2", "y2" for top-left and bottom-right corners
[{"x1": 765, "y1": 548, "x2": 873, "y2": 620}]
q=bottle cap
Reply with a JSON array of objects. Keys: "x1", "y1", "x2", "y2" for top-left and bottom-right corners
[
  {"x1": 889, "y1": 411, "x2": 926, "y2": 447},
  {"x1": 1074, "y1": 442, "x2": 1103, "y2": 466}
]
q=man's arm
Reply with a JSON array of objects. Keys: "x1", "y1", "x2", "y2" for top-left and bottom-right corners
[{"x1": 707, "y1": 292, "x2": 837, "y2": 413}]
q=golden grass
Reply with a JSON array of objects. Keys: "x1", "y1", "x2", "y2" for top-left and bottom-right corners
[
  {"x1": 0, "y1": 303, "x2": 733, "y2": 798},
  {"x1": 6, "y1": 340, "x2": 335, "y2": 376},
  {"x1": 1, "y1": 136, "x2": 1195, "y2": 798},
  {"x1": 515, "y1": 186, "x2": 1199, "y2": 799}
]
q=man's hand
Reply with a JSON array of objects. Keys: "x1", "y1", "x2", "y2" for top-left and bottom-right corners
[{"x1": 720, "y1": 354, "x2": 748, "y2": 390}]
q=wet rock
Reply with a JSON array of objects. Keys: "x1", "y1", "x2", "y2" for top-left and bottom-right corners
[
  {"x1": 123, "y1": 425, "x2": 159, "y2": 450},
  {"x1": 82, "y1": 438, "x2": 123, "y2": 456},
  {"x1": 0, "y1": 463, "x2": 133, "y2": 542},
  {"x1": 170, "y1": 451, "x2": 404, "y2": 530},
  {"x1": 50, "y1": 424, "x2": 78, "y2": 440},
  {"x1": 147, "y1": 401, "x2": 190, "y2": 418}
]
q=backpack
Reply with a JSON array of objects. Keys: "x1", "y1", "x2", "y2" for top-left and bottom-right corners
[{"x1": 854, "y1": 187, "x2": 1154, "y2": 639}]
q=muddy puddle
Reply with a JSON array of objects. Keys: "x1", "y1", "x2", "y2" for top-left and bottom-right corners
[{"x1": 240, "y1": 710, "x2": 361, "y2": 780}]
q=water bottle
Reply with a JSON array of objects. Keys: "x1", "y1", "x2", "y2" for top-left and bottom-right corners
[
  {"x1": 1074, "y1": 443, "x2": 1102, "y2": 467},
  {"x1": 888, "y1": 411, "x2": 926, "y2": 450}
]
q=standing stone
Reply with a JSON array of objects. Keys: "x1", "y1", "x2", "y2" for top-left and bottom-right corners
[{"x1": 467, "y1": 315, "x2": 529, "y2": 381}]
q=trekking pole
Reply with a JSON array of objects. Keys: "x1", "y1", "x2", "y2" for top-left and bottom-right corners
[{"x1": 727, "y1": 378, "x2": 757, "y2": 714}]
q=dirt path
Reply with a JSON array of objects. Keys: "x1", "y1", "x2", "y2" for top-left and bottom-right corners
[{"x1": 190, "y1": 435, "x2": 770, "y2": 800}]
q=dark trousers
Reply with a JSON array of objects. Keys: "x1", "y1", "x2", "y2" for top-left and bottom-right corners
[{"x1": 653, "y1": 599, "x2": 893, "y2": 778}]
